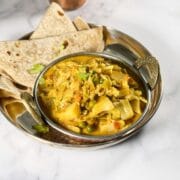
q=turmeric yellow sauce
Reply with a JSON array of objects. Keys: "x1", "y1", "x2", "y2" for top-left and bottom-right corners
[{"x1": 38, "y1": 55, "x2": 147, "y2": 136}]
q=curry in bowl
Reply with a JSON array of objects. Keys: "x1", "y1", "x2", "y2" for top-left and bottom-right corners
[{"x1": 37, "y1": 55, "x2": 147, "y2": 136}]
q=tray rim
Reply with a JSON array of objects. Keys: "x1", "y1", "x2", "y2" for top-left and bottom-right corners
[{"x1": 0, "y1": 25, "x2": 163, "y2": 149}]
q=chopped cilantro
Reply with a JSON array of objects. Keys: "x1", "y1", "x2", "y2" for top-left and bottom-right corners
[
  {"x1": 77, "y1": 66, "x2": 89, "y2": 80},
  {"x1": 33, "y1": 124, "x2": 49, "y2": 133},
  {"x1": 78, "y1": 72, "x2": 89, "y2": 80},
  {"x1": 39, "y1": 77, "x2": 45, "y2": 85},
  {"x1": 28, "y1": 64, "x2": 45, "y2": 74}
]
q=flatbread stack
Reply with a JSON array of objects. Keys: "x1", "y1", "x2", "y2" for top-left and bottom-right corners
[{"x1": 0, "y1": 2, "x2": 105, "y2": 122}]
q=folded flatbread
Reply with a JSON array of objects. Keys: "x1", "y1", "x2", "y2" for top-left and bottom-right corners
[
  {"x1": 0, "y1": 27, "x2": 104, "y2": 88},
  {"x1": 0, "y1": 76, "x2": 28, "y2": 122},
  {"x1": 0, "y1": 76, "x2": 21, "y2": 98},
  {"x1": 30, "y1": 2, "x2": 76, "y2": 39},
  {"x1": 0, "y1": 98, "x2": 25, "y2": 121},
  {"x1": 73, "y1": 16, "x2": 90, "y2": 31}
]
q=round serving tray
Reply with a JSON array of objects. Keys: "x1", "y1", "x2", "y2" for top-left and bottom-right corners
[{"x1": 0, "y1": 25, "x2": 162, "y2": 149}]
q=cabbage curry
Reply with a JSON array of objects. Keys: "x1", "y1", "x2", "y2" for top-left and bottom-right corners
[{"x1": 38, "y1": 55, "x2": 147, "y2": 136}]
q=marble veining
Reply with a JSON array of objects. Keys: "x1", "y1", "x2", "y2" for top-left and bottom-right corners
[{"x1": 0, "y1": 0, "x2": 180, "y2": 180}]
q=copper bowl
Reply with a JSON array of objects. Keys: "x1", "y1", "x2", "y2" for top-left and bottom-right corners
[{"x1": 50, "y1": 0, "x2": 86, "y2": 10}]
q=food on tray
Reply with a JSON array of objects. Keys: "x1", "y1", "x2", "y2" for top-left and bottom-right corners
[{"x1": 38, "y1": 55, "x2": 147, "y2": 135}]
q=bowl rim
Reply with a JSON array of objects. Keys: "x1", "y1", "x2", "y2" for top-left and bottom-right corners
[{"x1": 33, "y1": 51, "x2": 151, "y2": 142}]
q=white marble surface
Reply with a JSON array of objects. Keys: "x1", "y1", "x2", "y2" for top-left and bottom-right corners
[{"x1": 0, "y1": 0, "x2": 180, "y2": 179}]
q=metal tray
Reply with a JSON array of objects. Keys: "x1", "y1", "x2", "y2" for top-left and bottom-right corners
[{"x1": 0, "y1": 26, "x2": 162, "y2": 149}]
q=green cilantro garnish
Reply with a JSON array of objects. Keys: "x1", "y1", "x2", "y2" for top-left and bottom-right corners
[
  {"x1": 33, "y1": 124, "x2": 49, "y2": 133},
  {"x1": 28, "y1": 64, "x2": 45, "y2": 74}
]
